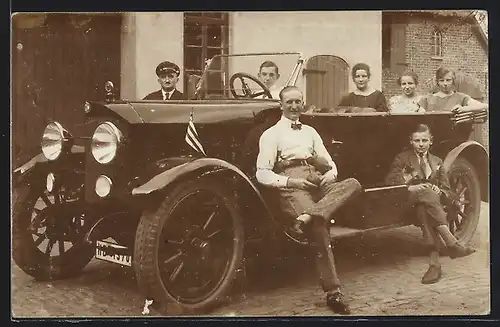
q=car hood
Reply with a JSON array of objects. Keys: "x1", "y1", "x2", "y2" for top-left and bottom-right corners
[{"x1": 96, "y1": 100, "x2": 281, "y2": 124}]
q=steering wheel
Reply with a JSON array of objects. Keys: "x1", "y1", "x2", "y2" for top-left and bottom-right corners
[{"x1": 229, "y1": 72, "x2": 273, "y2": 99}]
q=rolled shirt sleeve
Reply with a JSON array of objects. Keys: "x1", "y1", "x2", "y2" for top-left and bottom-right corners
[
  {"x1": 311, "y1": 129, "x2": 338, "y2": 177},
  {"x1": 255, "y1": 129, "x2": 289, "y2": 188}
]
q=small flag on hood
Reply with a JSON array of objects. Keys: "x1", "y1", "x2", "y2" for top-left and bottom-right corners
[{"x1": 185, "y1": 111, "x2": 207, "y2": 156}]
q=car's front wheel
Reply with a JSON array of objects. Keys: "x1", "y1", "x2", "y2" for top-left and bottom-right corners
[
  {"x1": 133, "y1": 177, "x2": 245, "y2": 315},
  {"x1": 12, "y1": 182, "x2": 94, "y2": 281}
]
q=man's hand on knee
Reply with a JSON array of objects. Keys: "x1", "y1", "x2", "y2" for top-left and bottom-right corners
[
  {"x1": 287, "y1": 177, "x2": 317, "y2": 191},
  {"x1": 319, "y1": 170, "x2": 338, "y2": 188}
]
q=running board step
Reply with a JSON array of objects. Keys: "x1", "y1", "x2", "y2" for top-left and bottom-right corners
[{"x1": 329, "y1": 223, "x2": 406, "y2": 239}]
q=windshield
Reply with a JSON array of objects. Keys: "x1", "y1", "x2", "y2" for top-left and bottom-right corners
[{"x1": 191, "y1": 52, "x2": 303, "y2": 100}]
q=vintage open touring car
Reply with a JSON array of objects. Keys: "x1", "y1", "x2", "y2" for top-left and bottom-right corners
[{"x1": 12, "y1": 52, "x2": 489, "y2": 315}]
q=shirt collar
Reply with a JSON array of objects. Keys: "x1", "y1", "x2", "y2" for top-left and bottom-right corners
[
  {"x1": 414, "y1": 150, "x2": 429, "y2": 160},
  {"x1": 162, "y1": 89, "x2": 174, "y2": 98},
  {"x1": 279, "y1": 115, "x2": 301, "y2": 126}
]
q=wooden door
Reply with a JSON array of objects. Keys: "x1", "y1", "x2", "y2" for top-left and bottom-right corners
[
  {"x1": 304, "y1": 55, "x2": 349, "y2": 110},
  {"x1": 12, "y1": 13, "x2": 122, "y2": 167}
]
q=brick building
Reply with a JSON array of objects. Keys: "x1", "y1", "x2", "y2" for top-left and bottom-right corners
[
  {"x1": 382, "y1": 10, "x2": 488, "y2": 99},
  {"x1": 381, "y1": 10, "x2": 488, "y2": 148}
]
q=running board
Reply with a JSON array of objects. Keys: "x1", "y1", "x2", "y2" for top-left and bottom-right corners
[{"x1": 329, "y1": 223, "x2": 406, "y2": 239}]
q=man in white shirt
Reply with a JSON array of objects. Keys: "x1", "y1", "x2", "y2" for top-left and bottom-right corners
[
  {"x1": 256, "y1": 61, "x2": 281, "y2": 100},
  {"x1": 256, "y1": 85, "x2": 362, "y2": 314}
]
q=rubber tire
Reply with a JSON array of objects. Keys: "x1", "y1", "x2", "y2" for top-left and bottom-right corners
[
  {"x1": 447, "y1": 157, "x2": 482, "y2": 244},
  {"x1": 133, "y1": 177, "x2": 245, "y2": 315},
  {"x1": 12, "y1": 184, "x2": 94, "y2": 281}
]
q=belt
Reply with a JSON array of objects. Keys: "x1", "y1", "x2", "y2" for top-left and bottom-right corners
[
  {"x1": 274, "y1": 159, "x2": 311, "y2": 173},
  {"x1": 286, "y1": 159, "x2": 311, "y2": 168}
]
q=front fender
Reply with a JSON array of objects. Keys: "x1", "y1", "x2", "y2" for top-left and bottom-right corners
[
  {"x1": 13, "y1": 153, "x2": 48, "y2": 188},
  {"x1": 132, "y1": 157, "x2": 261, "y2": 199},
  {"x1": 443, "y1": 141, "x2": 489, "y2": 202},
  {"x1": 131, "y1": 157, "x2": 277, "y2": 239},
  {"x1": 13, "y1": 146, "x2": 86, "y2": 189}
]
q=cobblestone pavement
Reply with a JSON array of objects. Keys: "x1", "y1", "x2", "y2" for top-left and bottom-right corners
[{"x1": 11, "y1": 203, "x2": 490, "y2": 318}]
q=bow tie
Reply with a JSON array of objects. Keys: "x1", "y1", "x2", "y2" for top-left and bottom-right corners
[{"x1": 291, "y1": 122, "x2": 302, "y2": 130}]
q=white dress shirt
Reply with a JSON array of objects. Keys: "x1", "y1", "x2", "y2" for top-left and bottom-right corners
[
  {"x1": 162, "y1": 89, "x2": 175, "y2": 100},
  {"x1": 256, "y1": 115, "x2": 338, "y2": 188}
]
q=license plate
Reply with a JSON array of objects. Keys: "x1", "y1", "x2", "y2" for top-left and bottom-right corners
[{"x1": 95, "y1": 240, "x2": 132, "y2": 267}]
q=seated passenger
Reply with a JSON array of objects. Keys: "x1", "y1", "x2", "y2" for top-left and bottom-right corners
[
  {"x1": 337, "y1": 63, "x2": 388, "y2": 112},
  {"x1": 256, "y1": 60, "x2": 281, "y2": 99},
  {"x1": 385, "y1": 124, "x2": 476, "y2": 284},
  {"x1": 143, "y1": 61, "x2": 185, "y2": 100},
  {"x1": 388, "y1": 71, "x2": 425, "y2": 113},
  {"x1": 418, "y1": 67, "x2": 488, "y2": 113}
]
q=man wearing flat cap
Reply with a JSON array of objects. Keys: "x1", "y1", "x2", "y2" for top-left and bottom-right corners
[{"x1": 143, "y1": 61, "x2": 185, "y2": 100}]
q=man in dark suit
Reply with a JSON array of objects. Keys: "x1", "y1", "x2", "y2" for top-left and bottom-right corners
[
  {"x1": 143, "y1": 61, "x2": 185, "y2": 100},
  {"x1": 385, "y1": 124, "x2": 475, "y2": 284}
]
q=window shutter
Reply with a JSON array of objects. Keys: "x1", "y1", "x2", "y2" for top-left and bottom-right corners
[{"x1": 390, "y1": 22, "x2": 406, "y2": 75}]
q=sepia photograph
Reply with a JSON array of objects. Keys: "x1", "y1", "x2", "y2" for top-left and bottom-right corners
[{"x1": 11, "y1": 10, "x2": 490, "y2": 318}]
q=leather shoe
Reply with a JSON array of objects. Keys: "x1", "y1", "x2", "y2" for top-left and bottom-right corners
[
  {"x1": 421, "y1": 264, "x2": 442, "y2": 284},
  {"x1": 326, "y1": 291, "x2": 351, "y2": 314},
  {"x1": 448, "y1": 243, "x2": 476, "y2": 259}
]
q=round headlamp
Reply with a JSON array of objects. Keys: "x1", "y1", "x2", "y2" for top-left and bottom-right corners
[
  {"x1": 41, "y1": 122, "x2": 67, "y2": 161},
  {"x1": 95, "y1": 175, "x2": 112, "y2": 197},
  {"x1": 91, "y1": 122, "x2": 123, "y2": 164}
]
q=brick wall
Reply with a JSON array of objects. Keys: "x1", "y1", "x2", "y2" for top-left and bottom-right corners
[
  {"x1": 383, "y1": 14, "x2": 488, "y2": 100},
  {"x1": 382, "y1": 14, "x2": 489, "y2": 150}
]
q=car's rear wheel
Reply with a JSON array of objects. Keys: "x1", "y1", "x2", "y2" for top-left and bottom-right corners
[
  {"x1": 12, "y1": 183, "x2": 94, "y2": 281},
  {"x1": 446, "y1": 157, "x2": 482, "y2": 244},
  {"x1": 133, "y1": 177, "x2": 245, "y2": 315}
]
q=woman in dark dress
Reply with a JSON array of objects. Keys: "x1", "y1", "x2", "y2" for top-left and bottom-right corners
[{"x1": 338, "y1": 63, "x2": 388, "y2": 112}]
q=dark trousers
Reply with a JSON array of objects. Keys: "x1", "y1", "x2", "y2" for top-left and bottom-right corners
[
  {"x1": 409, "y1": 189, "x2": 449, "y2": 252},
  {"x1": 416, "y1": 204, "x2": 447, "y2": 251},
  {"x1": 276, "y1": 166, "x2": 362, "y2": 292},
  {"x1": 408, "y1": 188, "x2": 448, "y2": 228}
]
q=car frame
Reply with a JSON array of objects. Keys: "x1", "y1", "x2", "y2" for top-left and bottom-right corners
[{"x1": 12, "y1": 52, "x2": 489, "y2": 315}]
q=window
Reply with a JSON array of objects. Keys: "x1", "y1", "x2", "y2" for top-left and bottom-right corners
[
  {"x1": 432, "y1": 30, "x2": 443, "y2": 57},
  {"x1": 183, "y1": 12, "x2": 229, "y2": 94},
  {"x1": 381, "y1": 13, "x2": 406, "y2": 74},
  {"x1": 382, "y1": 14, "x2": 392, "y2": 69}
]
